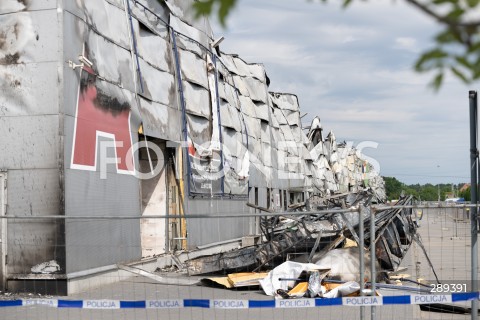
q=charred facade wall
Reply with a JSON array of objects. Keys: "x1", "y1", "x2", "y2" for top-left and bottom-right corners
[
  {"x1": 0, "y1": 0, "x2": 385, "y2": 291},
  {"x1": 0, "y1": 1, "x2": 65, "y2": 276}
]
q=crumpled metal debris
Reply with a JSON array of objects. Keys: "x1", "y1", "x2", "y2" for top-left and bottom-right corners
[
  {"x1": 258, "y1": 261, "x2": 324, "y2": 296},
  {"x1": 31, "y1": 260, "x2": 61, "y2": 274}
]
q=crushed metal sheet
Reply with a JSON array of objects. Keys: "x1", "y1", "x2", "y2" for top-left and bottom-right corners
[
  {"x1": 118, "y1": 264, "x2": 199, "y2": 286},
  {"x1": 228, "y1": 272, "x2": 269, "y2": 287},
  {"x1": 31, "y1": 260, "x2": 60, "y2": 274},
  {"x1": 270, "y1": 92, "x2": 300, "y2": 111},
  {"x1": 201, "y1": 277, "x2": 233, "y2": 289},
  {"x1": 288, "y1": 282, "x2": 308, "y2": 297},
  {"x1": 201, "y1": 272, "x2": 268, "y2": 289}
]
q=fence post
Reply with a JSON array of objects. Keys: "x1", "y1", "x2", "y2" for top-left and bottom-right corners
[
  {"x1": 370, "y1": 205, "x2": 376, "y2": 320},
  {"x1": 468, "y1": 90, "x2": 478, "y2": 320},
  {"x1": 359, "y1": 204, "x2": 365, "y2": 320}
]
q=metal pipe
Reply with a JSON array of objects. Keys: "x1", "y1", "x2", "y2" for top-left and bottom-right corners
[
  {"x1": 370, "y1": 205, "x2": 376, "y2": 320},
  {"x1": 469, "y1": 90, "x2": 479, "y2": 320},
  {"x1": 125, "y1": 0, "x2": 144, "y2": 93},
  {"x1": 212, "y1": 54, "x2": 225, "y2": 194},
  {"x1": 170, "y1": 29, "x2": 191, "y2": 197},
  {"x1": 359, "y1": 204, "x2": 365, "y2": 320}
]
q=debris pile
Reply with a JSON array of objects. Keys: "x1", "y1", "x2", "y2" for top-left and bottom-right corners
[{"x1": 186, "y1": 193, "x2": 416, "y2": 285}]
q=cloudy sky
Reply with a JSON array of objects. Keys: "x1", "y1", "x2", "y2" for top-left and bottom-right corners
[{"x1": 210, "y1": 0, "x2": 475, "y2": 185}]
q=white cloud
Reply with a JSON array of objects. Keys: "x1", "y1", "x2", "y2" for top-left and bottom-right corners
[{"x1": 394, "y1": 37, "x2": 418, "y2": 52}]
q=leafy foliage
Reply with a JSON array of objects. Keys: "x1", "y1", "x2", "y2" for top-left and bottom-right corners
[
  {"x1": 185, "y1": 0, "x2": 480, "y2": 90},
  {"x1": 192, "y1": 0, "x2": 238, "y2": 27},
  {"x1": 383, "y1": 176, "x2": 468, "y2": 201}
]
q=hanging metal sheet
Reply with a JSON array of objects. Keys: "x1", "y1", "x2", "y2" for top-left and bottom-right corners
[
  {"x1": 291, "y1": 125, "x2": 303, "y2": 144},
  {"x1": 130, "y1": 0, "x2": 169, "y2": 38},
  {"x1": 246, "y1": 64, "x2": 266, "y2": 83},
  {"x1": 244, "y1": 77, "x2": 267, "y2": 103},
  {"x1": 138, "y1": 98, "x2": 182, "y2": 141},
  {"x1": 218, "y1": 80, "x2": 238, "y2": 108},
  {"x1": 220, "y1": 100, "x2": 242, "y2": 132},
  {"x1": 219, "y1": 54, "x2": 239, "y2": 75},
  {"x1": 262, "y1": 142, "x2": 272, "y2": 167},
  {"x1": 270, "y1": 92, "x2": 300, "y2": 111},
  {"x1": 165, "y1": 0, "x2": 213, "y2": 38},
  {"x1": 247, "y1": 136, "x2": 262, "y2": 165},
  {"x1": 135, "y1": 24, "x2": 173, "y2": 73},
  {"x1": 277, "y1": 149, "x2": 287, "y2": 171},
  {"x1": 271, "y1": 128, "x2": 282, "y2": 146},
  {"x1": 183, "y1": 81, "x2": 211, "y2": 118},
  {"x1": 243, "y1": 115, "x2": 261, "y2": 138},
  {"x1": 169, "y1": 14, "x2": 210, "y2": 55},
  {"x1": 273, "y1": 108, "x2": 288, "y2": 125},
  {"x1": 83, "y1": 0, "x2": 130, "y2": 48},
  {"x1": 260, "y1": 121, "x2": 271, "y2": 143},
  {"x1": 279, "y1": 124, "x2": 295, "y2": 142},
  {"x1": 85, "y1": 29, "x2": 131, "y2": 87},
  {"x1": 301, "y1": 145, "x2": 312, "y2": 161},
  {"x1": 238, "y1": 96, "x2": 256, "y2": 118},
  {"x1": 221, "y1": 127, "x2": 242, "y2": 158},
  {"x1": 186, "y1": 113, "x2": 211, "y2": 147},
  {"x1": 137, "y1": 58, "x2": 175, "y2": 106},
  {"x1": 270, "y1": 107, "x2": 280, "y2": 128},
  {"x1": 178, "y1": 49, "x2": 208, "y2": 89},
  {"x1": 254, "y1": 101, "x2": 269, "y2": 121},
  {"x1": 271, "y1": 147, "x2": 279, "y2": 170},
  {"x1": 283, "y1": 109, "x2": 301, "y2": 127},
  {"x1": 231, "y1": 57, "x2": 267, "y2": 82},
  {"x1": 224, "y1": 166, "x2": 248, "y2": 195},
  {"x1": 232, "y1": 75, "x2": 250, "y2": 97}
]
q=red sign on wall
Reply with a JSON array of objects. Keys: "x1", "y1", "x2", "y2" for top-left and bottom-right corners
[{"x1": 71, "y1": 67, "x2": 134, "y2": 174}]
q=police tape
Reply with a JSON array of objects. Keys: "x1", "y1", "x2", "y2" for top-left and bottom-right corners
[{"x1": 0, "y1": 293, "x2": 478, "y2": 309}]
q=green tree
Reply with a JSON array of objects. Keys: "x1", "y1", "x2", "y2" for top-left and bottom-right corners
[
  {"x1": 459, "y1": 186, "x2": 471, "y2": 201},
  {"x1": 187, "y1": 0, "x2": 480, "y2": 90}
]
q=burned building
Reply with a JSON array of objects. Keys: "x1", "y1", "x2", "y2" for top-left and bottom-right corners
[{"x1": 0, "y1": 0, "x2": 385, "y2": 294}]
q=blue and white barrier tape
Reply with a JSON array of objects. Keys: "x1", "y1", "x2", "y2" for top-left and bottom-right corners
[{"x1": 0, "y1": 293, "x2": 478, "y2": 309}]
